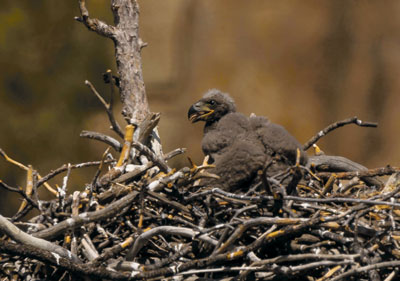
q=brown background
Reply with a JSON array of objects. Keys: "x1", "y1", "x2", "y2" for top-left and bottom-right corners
[{"x1": 1, "y1": 1, "x2": 399, "y2": 216}]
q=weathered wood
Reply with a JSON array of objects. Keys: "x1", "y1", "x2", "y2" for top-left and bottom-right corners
[{"x1": 111, "y1": 0, "x2": 149, "y2": 124}]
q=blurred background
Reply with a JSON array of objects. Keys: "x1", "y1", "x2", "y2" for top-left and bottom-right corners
[{"x1": 1, "y1": 0, "x2": 399, "y2": 216}]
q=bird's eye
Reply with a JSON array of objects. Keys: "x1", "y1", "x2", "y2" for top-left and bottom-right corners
[{"x1": 209, "y1": 100, "x2": 216, "y2": 105}]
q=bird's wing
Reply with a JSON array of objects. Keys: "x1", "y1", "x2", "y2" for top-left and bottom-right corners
[
  {"x1": 202, "y1": 112, "x2": 250, "y2": 161},
  {"x1": 202, "y1": 137, "x2": 267, "y2": 191},
  {"x1": 250, "y1": 116, "x2": 307, "y2": 165}
]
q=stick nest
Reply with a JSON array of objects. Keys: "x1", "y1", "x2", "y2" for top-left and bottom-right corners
[{"x1": 1, "y1": 118, "x2": 400, "y2": 281}]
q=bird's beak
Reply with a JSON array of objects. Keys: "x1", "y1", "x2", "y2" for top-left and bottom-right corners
[{"x1": 188, "y1": 102, "x2": 214, "y2": 123}]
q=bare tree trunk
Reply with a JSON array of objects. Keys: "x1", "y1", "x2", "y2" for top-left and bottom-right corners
[
  {"x1": 76, "y1": 0, "x2": 149, "y2": 126},
  {"x1": 111, "y1": 0, "x2": 149, "y2": 124}
]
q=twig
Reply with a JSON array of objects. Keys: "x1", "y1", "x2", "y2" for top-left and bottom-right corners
[
  {"x1": 303, "y1": 116, "x2": 378, "y2": 151},
  {"x1": 17, "y1": 165, "x2": 34, "y2": 213},
  {"x1": 58, "y1": 163, "x2": 71, "y2": 210},
  {"x1": 81, "y1": 233, "x2": 99, "y2": 261},
  {"x1": 11, "y1": 204, "x2": 34, "y2": 222},
  {"x1": 163, "y1": 148, "x2": 186, "y2": 161},
  {"x1": 96, "y1": 125, "x2": 135, "y2": 187},
  {"x1": 286, "y1": 196, "x2": 400, "y2": 208},
  {"x1": 33, "y1": 191, "x2": 139, "y2": 240},
  {"x1": 139, "y1": 244, "x2": 192, "y2": 271},
  {"x1": 274, "y1": 260, "x2": 354, "y2": 276},
  {"x1": 146, "y1": 190, "x2": 191, "y2": 215},
  {"x1": 75, "y1": 0, "x2": 116, "y2": 39},
  {"x1": 132, "y1": 141, "x2": 170, "y2": 173},
  {"x1": 252, "y1": 253, "x2": 359, "y2": 265},
  {"x1": 83, "y1": 80, "x2": 124, "y2": 138},
  {"x1": 105, "y1": 69, "x2": 120, "y2": 133},
  {"x1": 321, "y1": 173, "x2": 336, "y2": 196},
  {"x1": 330, "y1": 260, "x2": 400, "y2": 281},
  {"x1": 80, "y1": 130, "x2": 122, "y2": 151},
  {"x1": 36, "y1": 159, "x2": 114, "y2": 189},
  {"x1": 214, "y1": 217, "x2": 312, "y2": 254},
  {"x1": 90, "y1": 147, "x2": 112, "y2": 193},
  {"x1": 0, "y1": 148, "x2": 57, "y2": 196},
  {"x1": 146, "y1": 168, "x2": 189, "y2": 192},
  {"x1": 178, "y1": 266, "x2": 265, "y2": 275},
  {"x1": 125, "y1": 226, "x2": 218, "y2": 260},
  {"x1": 0, "y1": 239, "x2": 130, "y2": 280},
  {"x1": 114, "y1": 162, "x2": 153, "y2": 183},
  {"x1": 0, "y1": 181, "x2": 39, "y2": 211},
  {"x1": 89, "y1": 237, "x2": 134, "y2": 267}
]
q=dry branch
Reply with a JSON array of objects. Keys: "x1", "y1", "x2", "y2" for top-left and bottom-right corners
[
  {"x1": 303, "y1": 116, "x2": 378, "y2": 151},
  {"x1": 0, "y1": 215, "x2": 79, "y2": 262},
  {"x1": 33, "y1": 191, "x2": 139, "y2": 240},
  {"x1": 76, "y1": 0, "x2": 149, "y2": 124},
  {"x1": 84, "y1": 79, "x2": 124, "y2": 138}
]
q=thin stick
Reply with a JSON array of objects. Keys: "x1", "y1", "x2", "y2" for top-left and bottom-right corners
[
  {"x1": 0, "y1": 148, "x2": 58, "y2": 196},
  {"x1": 303, "y1": 116, "x2": 378, "y2": 151},
  {"x1": 91, "y1": 147, "x2": 112, "y2": 189},
  {"x1": 0, "y1": 181, "x2": 39, "y2": 210},
  {"x1": 33, "y1": 191, "x2": 139, "y2": 240},
  {"x1": 0, "y1": 239, "x2": 129, "y2": 279},
  {"x1": 84, "y1": 80, "x2": 124, "y2": 138},
  {"x1": 80, "y1": 130, "x2": 122, "y2": 152},
  {"x1": 330, "y1": 260, "x2": 400, "y2": 281},
  {"x1": 132, "y1": 141, "x2": 170, "y2": 173},
  {"x1": 17, "y1": 165, "x2": 34, "y2": 213},
  {"x1": 75, "y1": 0, "x2": 116, "y2": 38},
  {"x1": 36, "y1": 159, "x2": 113, "y2": 189}
]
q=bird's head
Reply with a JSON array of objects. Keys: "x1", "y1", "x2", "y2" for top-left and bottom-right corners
[{"x1": 188, "y1": 89, "x2": 236, "y2": 123}]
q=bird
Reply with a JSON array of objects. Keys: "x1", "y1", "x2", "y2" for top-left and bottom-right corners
[{"x1": 188, "y1": 89, "x2": 307, "y2": 192}]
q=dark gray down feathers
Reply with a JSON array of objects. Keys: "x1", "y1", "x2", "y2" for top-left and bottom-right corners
[{"x1": 189, "y1": 89, "x2": 307, "y2": 191}]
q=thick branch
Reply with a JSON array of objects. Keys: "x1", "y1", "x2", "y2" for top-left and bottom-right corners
[
  {"x1": 126, "y1": 226, "x2": 218, "y2": 260},
  {"x1": 75, "y1": 0, "x2": 116, "y2": 38},
  {"x1": 80, "y1": 130, "x2": 122, "y2": 151},
  {"x1": 0, "y1": 215, "x2": 79, "y2": 262},
  {"x1": 0, "y1": 240, "x2": 130, "y2": 280},
  {"x1": 33, "y1": 191, "x2": 139, "y2": 240},
  {"x1": 76, "y1": 0, "x2": 149, "y2": 124},
  {"x1": 111, "y1": 0, "x2": 149, "y2": 124}
]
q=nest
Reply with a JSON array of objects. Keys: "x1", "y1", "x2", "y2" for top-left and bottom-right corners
[{"x1": 1, "y1": 112, "x2": 400, "y2": 281}]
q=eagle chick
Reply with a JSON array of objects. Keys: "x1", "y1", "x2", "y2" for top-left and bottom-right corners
[{"x1": 188, "y1": 89, "x2": 307, "y2": 191}]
